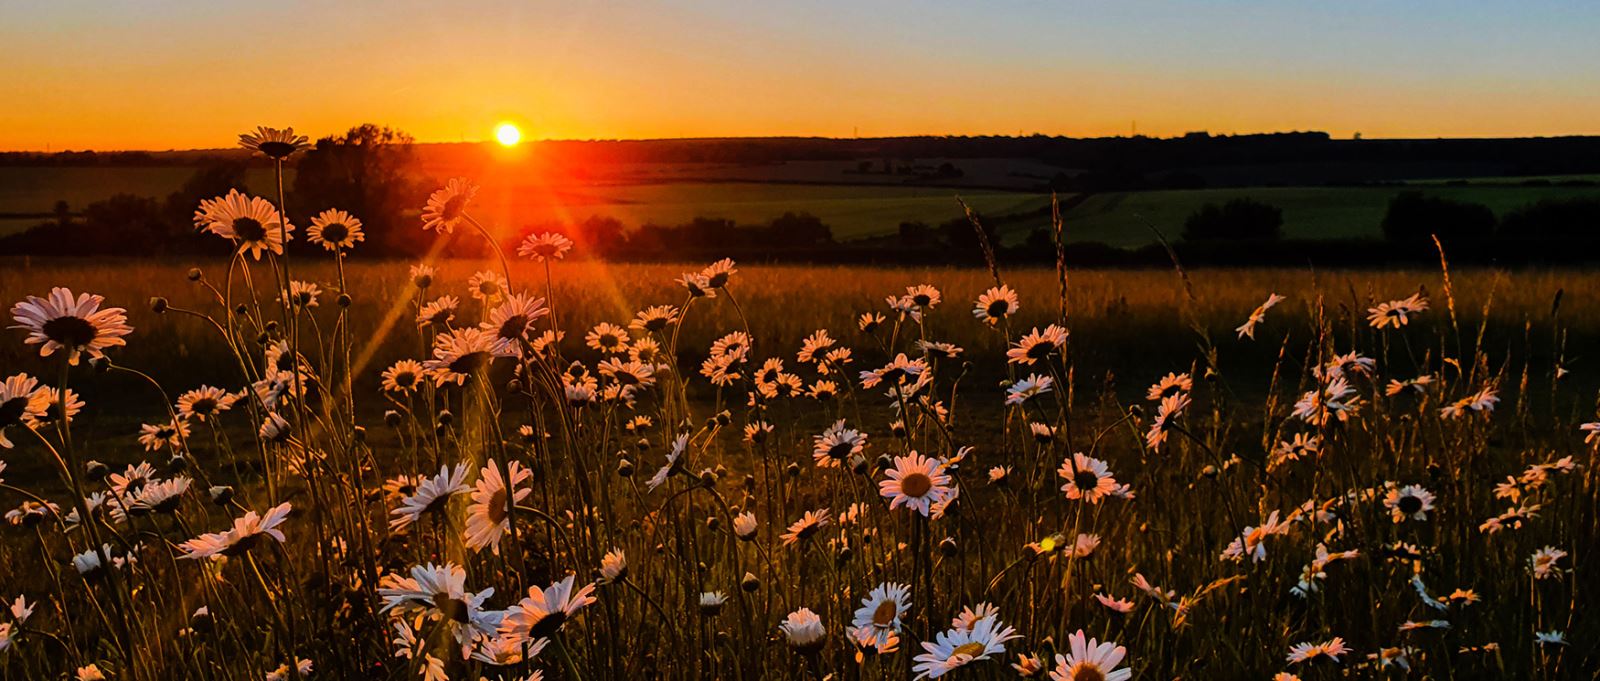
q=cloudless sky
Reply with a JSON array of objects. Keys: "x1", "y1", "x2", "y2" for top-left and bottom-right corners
[{"x1": 3, "y1": 0, "x2": 1599, "y2": 150}]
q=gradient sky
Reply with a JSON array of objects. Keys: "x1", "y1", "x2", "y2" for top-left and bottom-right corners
[{"x1": 4, "y1": 0, "x2": 1600, "y2": 151}]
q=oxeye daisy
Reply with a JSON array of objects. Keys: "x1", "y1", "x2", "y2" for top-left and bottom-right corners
[
  {"x1": 598, "y1": 548, "x2": 628, "y2": 584},
  {"x1": 677, "y1": 273, "x2": 716, "y2": 299},
  {"x1": 1530, "y1": 546, "x2": 1567, "y2": 579},
  {"x1": 1093, "y1": 593, "x2": 1135, "y2": 614},
  {"x1": 1006, "y1": 374, "x2": 1053, "y2": 406},
  {"x1": 780, "y1": 607, "x2": 826, "y2": 652},
  {"x1": 197, "y1": 189, "x2": 294, "y2": 259},
  {"x1": 851, "y1": 583, "x2": 911, "y2": 649},
  {"x1": 482, "y1": 293, "x2": 550, "y2": 357},
  {"x1": 416, "y1": 295, "x2": 460, "y2": 327},
  {"x1": 1145, "y1": 372, "x2": 1192, "y2": 401},
  {"x1": 858, "y1": 312, "x2": 886, "y2": 332},
  {"x1": 912, "y1": 615, "x2": 1019, "y2": 679},
  {"x1": 389, "y1": 464, "x2": 471, "y2": 532},
  {"x1": 812, "y1": 419, "x2": 868, "y2": 467},
  {"x1": 1006, "y1": 325, "x2": 1068, "y2": 365},
  {"x1": 464, "y1": 460, "x2": 533, "y2": 554},
  {"x1": 904, "y1": 284, "x2": 942, "y2": 310},
  {"x1": 807, "y1": 380, "x2": 838, "y2": 401},
  {"x1": 733, "y1": 511, "x2": 759, "y2": 540},
  {"x1": 10, "y1": 288, "x2": 132, "y2": 365},
  {"x1": 264, "y1": 658, "x2": 313, "y2": 681},
  {"x1": 879, "y1": 451, "x2": 954, "y2": 516},
  {"x1": 467, "y1": 270, "x2": 508, "y2": 303},
  {"x1": 178, "y1": 502, "x2": 292, "y2": 559},
  {"x1": 238, "y1": 126, "x2": 309, "y2": 159},
  {"x1": 517, "y1": 231, "x2": 574, "y2": 262},
  {"x1": 585, "y1": 323, "x2": 631, "y2": 354},
  {"x1": 1049, "y1": 629, "x2": 1132, "y2": 681},
  {"x1": 381, "y1": 360, "x2": 426, "y2": 394},
  {"x1": 1286, "y1": 637, "x2": 1350, "y2": 665},
  {"x1": 175, "y1": 385, "x2": 237, "y2": 422},
  {"x1": 1367, "y1": 293, "x2": 1428, "y2": 329},
  {"x1": 499, "y1": 574, "x2": 597, "y2": 642},
  {"x1": 647, "y1": 434, "x2": 689, "y2": 491},
  {"x1": 1222, "y1": 510, "x2": 1290, "y2": 563},
  {"x1": 422, "y1": 178, "x2": 477, "y2": 234},
  {"x1": 1235, "y1": 292, "x2": 1286, "y2": 339},
  {"x1": 424, "y1": 328, "x2": 498, "y2": 386},
  {"x1": 137, "y1": 419, "x2": 190, "y2": 452},
  {"x1": 409, "y1": 263, "x2": 436, "y2": 289},
  {"x1": 1383, "y1": 485, "x2": 1436, "y2": 523},
  {"x1": 700, "y1": 591, "x2": 729, "y2": 616},
  {"x1": 28, "y1": 385, "x2": 82, "y2": 426},
  {"x1": 796, "y1": 329, "x2": 836, "y2": 363},
  {"x1": 1057, "y1": 452, "x2": 1125, "y2": 504},
  {"x1": 306, "y1": 209, "x2": 364, "y2": 251},
  {"x1": 283, "y1": 280, "x2": 321, "y2": 311},
  {"x1": 0, "y1": 374, "x2": 49, "y2": 447},
  {"x1": 699, "y1": 258, "x2": 738, "y2": 289},
  {"x1": 860, "y1": 353, "x2": 927, "y2": 390},
  {"x1": 782, "y1": 508, "x2": 831, "y2": 547},
  {"x1": 973, "y1": 285, "x2": 1020, "y2": 325},
  {"x1": 630, "y1": 305, "x2": 681, "y2": 334},
  {"x1": 377, "y1": 562, "x2": 500, "y2": 647}
]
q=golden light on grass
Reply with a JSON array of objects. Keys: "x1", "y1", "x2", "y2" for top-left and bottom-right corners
[{"x1": 494, "y1": 121, "x2": 522, "y2": 147}]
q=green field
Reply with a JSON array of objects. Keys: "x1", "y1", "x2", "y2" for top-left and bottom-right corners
[{"x1": 6, "y1": 164, "x2": 1600, "y2": 248}]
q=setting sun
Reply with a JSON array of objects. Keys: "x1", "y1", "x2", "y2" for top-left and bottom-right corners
[{"x1": 494, "y1": 122, "x2": 522, "y2": 147}]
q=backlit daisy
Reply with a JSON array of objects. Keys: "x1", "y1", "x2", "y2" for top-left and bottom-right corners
[
  {"x1": 196, "y1": 189, "x2": 293, "y2": 259},
  {"x1": 1286, "y1": 637, "x2": 1349, "y2": 665},
  {"x1": 1530, "y1": 546, "x2": 1567, "y2": 579},
  {"x1": 1057, "y1": 452, "x2": 1124, "y2": 504},
  {"x1": 1145, "y1": 372, "x2": 1192, "y2": 402},
  {"x1": 851, "y1": 582, "x2": 910, "y2": 649},
  {"x1": 782, "y1": 508, "x2": 831, "y2": 547},
  {"x1": 812, "y1": 419, "x2": 868, "y2": 467},
  {"x1": 1236, "y1": 292, "x2": 1286, "y2": 339},
  {"x1": 306, "y1": 209, "x2": 365, "y2": 251},
  {"x1": 1367, "y1": 293, "x2": 1428, "y2": 329},
  {"x1": 390, "y1": 464, "x2": 471, "y2": 532},
  {"x1": 377, "y1": 562, "x2": 500, "y2": 647},
  {"x1": 780, "y1": 607, "x2": 826, "y2": 652},
  {"x1": 482, "y1": 293, "x2": 550, "y2": 357},
  {"x1": 517, "y1": 232, "x2": 574, "y2": 262},
  {"x1": 424, "y1": 328, "x2": 498, "y2": 386},
  {"x1": 465, "y1": 459, "x2": 533, "y2": 554},
  {"x1": 238, "y1": 126, "x2": 309, "y2": 159},
  {"x1": 179, "y1": 502, "x2": 292, "y2": 559},
  {"x1": 913, "y1": 615, "x2": 1018, "y2": 679},
  {"x1": 422, "y1": 178, "x2": 477, "y2": 234},
  {"x1": 10, "y1": 288, "x2": 132, "y2": 365},
  {"x1": 1007, "y1": 374, "x2": 1053, "y2": 406},
  {"x1": 1383, "y1": 485, "x2": 1436, "y2": 523},
  {"x1": 137, "y1": 419, "x2": 190, "y2": 452},
  {"x1": 176, "y1": 385, "x2": 238, "y2": 422},
  {"x1": 699, "y1": 258, "x2": 738, "y2": 289},
  {"x1": 416, "y1": 295, "x2": 459, "y2": 327},
  {"x1": 879, "y1": 451, "x2": 954, "y2": 516},
  {"x1": 0, "y1": 374, "x2": 48, "y2": 447},
  {"x1": 381, "y1": 360, "x2": 426, "y2": 393},
  {"x1": 468, "y1": 270, "x2": 508, "y2": 302},
  {"x1": 973, "y1": 285, "x2": 1020, "y2": 325},
  {"x1": 499, "y1": 574, "x2": 597, "y2": 642},
  {"x1": 1049, "y1": 630, "x2": 1132, "y2": 681},
  {"x1": 585, "y1": 323, "x2": 631, "y2": 354},
  {"x1": 1007, "y1": 325, "x2": 1068, "y2": 365}
]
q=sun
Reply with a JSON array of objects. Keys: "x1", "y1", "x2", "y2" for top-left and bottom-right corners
[{"x1": 494, "y1": 122, "x2": 522, "y2": 147}]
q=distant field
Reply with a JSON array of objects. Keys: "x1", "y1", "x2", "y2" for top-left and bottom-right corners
[{"x1": 6, "y1": 164, "x2": 1600, "y2": 247}]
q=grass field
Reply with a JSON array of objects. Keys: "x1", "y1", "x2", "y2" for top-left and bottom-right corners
[
  {"x1": 1, "y1": 241, "x2": 1597, "y2": 678},
  {"x1": 9, "y1": 164, "x2": 1600, "y2": 247}
]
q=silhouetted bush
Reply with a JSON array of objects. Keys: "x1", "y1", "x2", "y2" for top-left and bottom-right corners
[
  {"x1": 1182, "y1": 198, "x2": 1282, "y2": 241},
  {"x1": 1499, "y1": 197, "x2": 1600, "y2": 240},
  {"x1": 1380, "y1": 191, "x2": 1496, "y2": 243}
]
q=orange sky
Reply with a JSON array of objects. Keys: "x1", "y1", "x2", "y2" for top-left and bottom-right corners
[{"x1": 4, "y1": 1, "x2": 1600, "y2": 151}]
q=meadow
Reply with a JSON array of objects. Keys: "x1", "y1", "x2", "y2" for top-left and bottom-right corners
[{"x1": 0, "y1": 159, "x2": 1596, "y2": 680}]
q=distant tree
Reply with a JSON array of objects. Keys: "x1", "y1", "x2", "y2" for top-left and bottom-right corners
[
  {"x1": 291, "y1": 124, "x2": 428, "y2": 255},
  {"x1": 1499, "y1": 197, "x2": 1600, "y2": 240},
  {"x1": 897, "y1": 221, "x2": 932, "y2": 247},
  {"x1": 765, "y1": 212, "x2": 833, "y2": 247},
  {"x1": 164, "y1": 162, "x2": 249, "y2": 229},
  {"x1": 937, "y1": 214, "x2": 998, "y2": 258},
  {"x1": 1380, "y1": 191, "x2": 1496, "y2": 243},
  {"x1": 52, "y1": 200, "x2": 72, "y2": 227},
  {"x1": 1182, "y1": 198, "x2": 1283, "y2": 241}
]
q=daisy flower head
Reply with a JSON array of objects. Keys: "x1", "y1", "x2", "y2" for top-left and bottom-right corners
[
  {"x1": 176, "y1": 385, "x2": 238, "y2": 422},
  {"x1": 482, "y1": 293, "x2": 551, "y2": 357},
  {"x1": 197, "y1": 189, "x2": 293, "y2": 259},
  {"x1": 1048, "y1": 630, "x2": 1132, "y2": 681},
  {"x1": 1006, "y1": 374, "x2": 1054, "y2": 406},
  {"x1": 1145, "y1": 372, "x2": 1193, "y2": 402},
  {"x1": 879, "y1": 451, "x2": 955, "y2": 516},
  {"x1": 1383, "y1": 484, "x2": 1436, "y2": 523},
  {"x1": 422, "y1": 178, "x2": 477, "y2": 234},
  {"x1": 409, "y1": 263, "x2": 436, "y2": 289},
  {"x1": 631, "y1": 305, "x2": 681, "y2": 334},
  {"x1": 238, "y1": 126, "x2": 309, "y2": 159},
  {"x1": 1222, "y1": 510, "x2": 1290, "y2": 563},
  {"x1": 10, "y1": 288, "x2": 132, "y2": 365},
  {"x1": 733, "y1": 511, "x2": 759, "y2": 540},
  {"x1": 859, "y1": 353, "x2": 928, "y2": 391},
  {"x1": 646, "y1": 434, "x2": 689, "y2": 491},
  {"x1": 851, "y1": 582, "x2": 911, "y2": 649},
  {"x1": 1236, "y1": 292, "x2": 1286, "y2": 339},
  {"x1": 138, "y1": 419, "x2": 190, "y2": 452},
  {"x1": 0, "y1": 374, "x2": 49, "y2": 447},
  {"x1": 677, "y1": 272, "x2": 716, "y2": 298},
  {"x1": 913, "y1": 615, "x2": 1018, "y2": 679},
  {"x1": 1367, "y1": 293, "x2": 1428, "y2": 329},
  {"x1": 306, "y1": 208, "x2": 364, "y2": 251},
  {"x1": 585, "y1": 322, "x2": 631, "y2": 354},
  {"x1": 973, "y1": 285, "x2": 1020, "y2": 325},
  {"x1": 376, "y1": 562, "x2": 500, "y2": 647},
  {"x1": 284, "y1": 280, "x2": 321, "y2": 311},
  {"x1": 1094, "y1": 593, "x2": 1135, "y2": 614},
  {"x1": 904, "y1": 284, "x2": 942, "y2": 310},
  {"x1": 381, "y1": 360, "x2": 427, "y2": 394},
  {"x1": 467, "y1": 270, "x2": 508, "y2": 302},
  {"x1": 1530, "y1": 546, "x2": 1567, "y2": 580},
  {"x1": 1007, "y1": 325, "x2": 1068, "y2": 365},
  {"x1": 179, "y1": 502, "x2": 292, "y2": 559},
  {"x1": 464, "y1": 460, "x2": 534, "y2": 554},
  {"x1": 424, "y1": 328, "x2": 498, "y2": 386},
  {"x1": 599, "y1": 548, "x2": 627, "y2": 584},
  {"x1": 780, "y1": 607, "x2": 826, "y2": 652},
  {"x1": 858, "y1": 312, "x2": 886, "y2": 332},
  {"x1": 1286, "y1": 637, "x2": 1349, "y2": 665},
  {"x1": 500, "y1": 575, "x2": 597, "y2": 642},
  {"x1": 782, "y1": 508, "x2": 831, "y2": 547},
  {"x1": 699, "y1": 258, "x2": 738, "y2": 289},
  {"x1": 1057, "y1": 452, "x2": 1125, "y2": 504},
  {"x1": 813, "y1": 419, "x2": 868, "y2": 468},
  {"x1": 389, "y1": 463, "x2": 471, "y2": 532},
  {"x1": 416, "y1": 295, "x2": 459, "y2": 327},
  {"x1": 517, "y1": 231, "x2": 574, "y2": 262}
]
